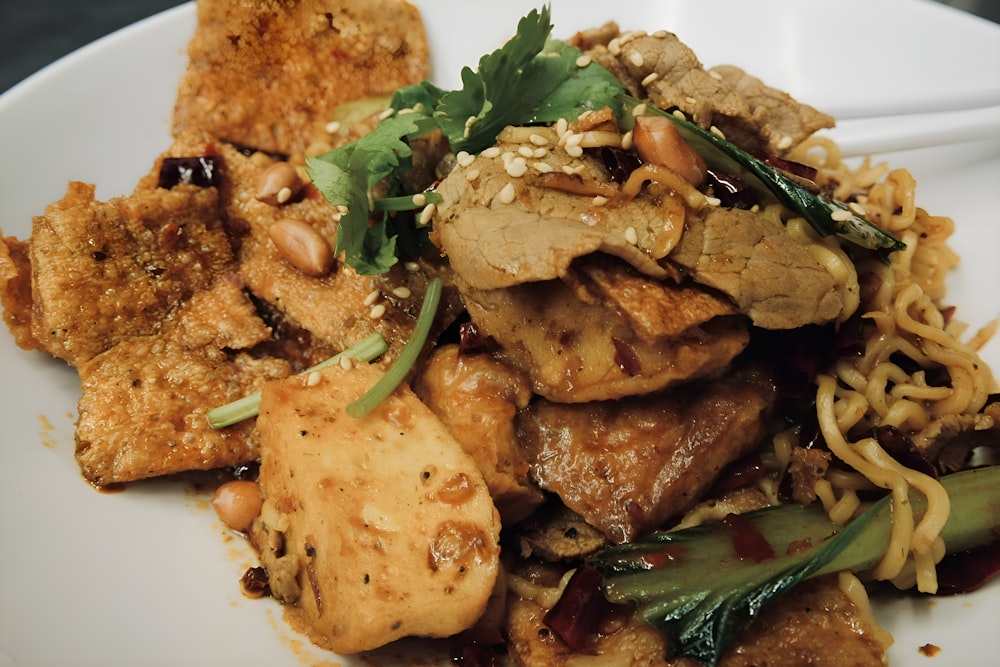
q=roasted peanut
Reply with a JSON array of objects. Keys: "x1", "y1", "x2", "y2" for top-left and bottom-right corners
[
  {"x1": 255, "y1": 161, "x2": 303, "y2": 205},
  {"x1": 632, "y1": 115, "x2": 707, "y2": 186},
  {"x1": 213, "y1": 480, "x2": 263, "y2": 533},
  {"x1": 268, "y1": 217, "x2": 335, "y2": 277}
]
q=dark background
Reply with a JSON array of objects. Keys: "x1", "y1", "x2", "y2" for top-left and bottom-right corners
[{"x1": 1, "y1": 0, "x2": 998, "y2": 94}]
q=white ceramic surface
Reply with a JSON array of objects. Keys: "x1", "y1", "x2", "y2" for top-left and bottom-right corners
[{"x1": 1, "y1": 1, "x2": 998, "y2": 665}]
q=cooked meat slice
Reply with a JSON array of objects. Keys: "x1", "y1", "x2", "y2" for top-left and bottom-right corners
[
  {"x1": 669, "y1": 207, "x2": 859, "y2": 329},
  {"x1": 75, "y1": 277, "x2": 290, "y2": 486},
  {"x1": 564, "y1": 253, "x2": 738, "y2": 344},
  {"x1": 413, "y1": 344, "x2": 544, "y2": 524},
  {"x1": 582, "y1": 26, "x2": 834, "y2": 155},
  {"x1": 516, "y1": 368, "x2": 777, "y2": 543},
  {"x1": 253, "y1": 362, "x2": 501, "y2": 654},
  {"x1": 173, "y1": 0, "x2": 429, "y2": 157},
  {"x1": 24, "y1": 181, "x2": 233, "y2": 365},
  {"x1": 0, "y1": 235, "x2": 36, "y2": 351},
  {"x1": 458, "y1": 275, "x2": 748, "y2": 403},
  {"x1": 148, "y1": 130, "x2": 463, "y2": 354},
  {"x1": 504, "y1": 571, "x2": 888, "y2": 666},
  {"x1": 923, "y1": 400, "x2": 1000, "y2": 472},
  {"x1": 433, "y1": 135, "x2": 676, "y2": 290}
]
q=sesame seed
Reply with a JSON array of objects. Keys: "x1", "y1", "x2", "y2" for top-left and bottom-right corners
[
  {"x1": 518, "y1": 145, "x2": 535, "y2": 158},
  {"x1": 465, "y1": 168, "x2": 481, "y2": 182},
  {"x1": 532, "y1": 161, "x2": 554, "y2": 173},
  {"x1": 276, "y1": 187, "x2": 293, "y2": 204},
  {"x1": 775, "y1": 135, "x2": 794, "y2": 151},
  {"x1": 392, "y1": 286, "x2": 412, "y2": 299},
  {"x1": 562, "y1": 165, "x2": 577, "y2": 175},
  {"x1": 554, "y1": 118, "x2": 569, "y2": 138},
  {"x1": 529, "y1": 133, "x2": 549, "y2": 146},
  {"x1": 369, "y1": 303, "x2": 387, "y2": 319},
  {"x1": 456, "y1": 150, "x2": 475, "y2": 167},
  {"x1": 532, "y1": 147, "x2": 548, "y2": 159},
  {"x1": 628, "y1": 50, "x2": 645, "y2": 67},
  {"x1": 830, "y1": 208, "x2": 853, "y2": 222},
  {"x1": 621, "y1": 130, "x2": 634, "y2": 150},
  {"x1": 306, "y1": 371, "x2": 322, "y2": 386},
  {"x1": 624, "y1": 226, "x2": 639, "y2": 245},
  {"x1": 705, "y1": 196, "x2": 722, "y2": 207},
  {"x1": 652, "y1": 30, "x2": 668, "y2": 38},
  {"x1": 575, "y1": 54, "x2": 592, "y2": 68},
  {"x1": 849, "y1": 201, "x2": 867, "y2": 216},
  {"x1": 671, "y1": 109, "x2": 686, "y2": 120},
  {"x1": 564, "y1": 132, "x2": 583, "y2": 148},
  {"x1": 497, "y1": 182, "x2": 517, "y2": 204},
  {"x1": 641, "y1": 72, "x2": 659, "y2": 86},
  {"x1": 684, "y1": 96, "x2": 697, "y2": 106},
  {"x1": 481, "y1": 146, "x2": 502, "y2": 159},
  {"x1": 324, "y1": 120, "x2": 342, "y2": 134},
  {"x1": 418, "y1": 203, "x2": 436, "y2": 226},
  {"x1": 363, "y1": 289, "x2": 380, "y2": 306},
  {"x1": 411, "y1": 192, "x2": 427, "y2": 207},
  {"x1": 608, "y1": 38, "x2": 622, "y2": 56},
  {"x1": 593, "y1": 195, "x2": 608, "y2": 206},
  {"x1": 631, "y1": 103, "x2": 648, "y2": 118},
  {"x1": 505, "y1": 157, "x2": 529, "y2": 178},
  {"x1": 403, "y1": 261, "x2": 420, "y2": 272},
  {"x1": 709, "y1": 125, "x2": 727, "y2": 140},
  {"x1": 708, "y1": 69, "x2": 724, "y2": 80},
  {"x1": 377, "y1": 107, "x2": 394, "y2": 121},
  {"x1": 565, "y1": 145, "x2": 584, "y2": 158},
  {"x1": 339, "y1": 355, "x2": 353, "y2": 371}
]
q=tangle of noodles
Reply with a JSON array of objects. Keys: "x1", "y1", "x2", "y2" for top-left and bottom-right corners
[{"x1": 783, "y1": 137, "x2": 999, "y2": 594}]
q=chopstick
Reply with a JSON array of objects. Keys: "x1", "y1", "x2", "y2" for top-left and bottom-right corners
[{"x1": 824, "y1": 104, "x2": 1000, "y2": 157}]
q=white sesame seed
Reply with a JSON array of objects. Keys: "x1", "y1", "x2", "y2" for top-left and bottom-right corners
[
  {"x1": 306, "y1": 371, "x2": 322, "y2": 386},
  {"x1": 392, "y1": 286, "x2": 412, "y2": 299},
  {"x1": 529, "y1": 133, "x2": 549, "y2": 146},
  {"x1": 652, "y1": 30, "x2": 668, "y2": 38},
  {"x1": 562, "y1": 165, "x2": 577, "y2": 175},
  {"x1": 775, "y1": 135, "x2": 794, "y2": 151},
  {"x1": 418, "y1": 203, "x2": 436, "y2": 226},
  {"x1": 518, "y1": 145, "x2": 535, "y2": 158},
  {"x1": 339, "y1": 355, "x2": 353, "y2": 371},
  {"x1": 631, "y1": 103, "x2": 648, "y2": 118},
  {"x1": 465, "y1": 168, "x2": 481, "y2": 182},
  {"x1": 554, "y1": 118, "x2": 569, "y2": 138},
  {"x1": 705, "y1": 196, "x2": 722, "y2": 207},
  {"x1": 497, "y1": 182, "x2": 517, "y2": 204},
  {"x1": 403, "y1": 261, "x2": 420, "y2": 272},
  {"x1": 456, "y1": 150, "x2": 475, "y2": 168},
  {"x1": 377, "y1": 107, "x2": 394, "y2": 121},
  {"x1": 624, "y1": 226, "x2": 639, "y2": 245},
  {"x1": 684, "y1": 96, "x2": 698, "y2": 106},
  {"x1": 532, "y1": 147, "x2": 548, "y2": 159},
  {"x1": 593, "y1": 195, "x2": 608, "y2": 206},
  {"x1": 411, "y1": 192, "x2": 427, "y2": 207},
  {"x1": 628, "y1": 50, "x2": 645, "y2": 67},
  {"x1": 481, "y1": 146, "x2": 502, "y2": 159},
  {"x1": 671, "y1": 109, "x2": 687, "y2": 120},
  {"x1": 575, "y1": 54, "x2": 592, "y2": 68},
  {"x1": 505, "y1": 157, "x2": 529, "y2": 178},
  {"x1": 532, "y1": 161, "x2": 554, "y2": 173},
  {"x1": 608, "y1": 38, "x2": 622, "y2": 56},
  {"x1": 363, "y1": 289, "x2": 380, "y2": 306},
  {"x1": 565, "y1": 144, "x2": 584, "y2": 158},
  {"x1": 708, "y1": 68, "x2": 724, "y2": 80},
  {"x1": 572, "y1": 164, "x2": 587, "y2": 175},
  {"x1": 621, "y1": 130, "x2": 634, "y2": 150},
  {"x1": 641, "y1": 72, "x2": 659, "y2": 86},
  {"x1": 848, "y1": 201, "x2": 867, "y2": 216},
  {"x1": 710, "y1": 125, "x2": 727, "y2": 140},
  {"x1": 276, "y1": 187, "x2": 293, "y2": 204},
  {"x1": 324, "y1": 120, "x2": 342, "y2": 134},
  {"x1": 369, "y1": 303, "x2": 387, "y2": 319},
  {"x1": 830, "y1": 208, "x2": 853, "y2": 222},
  {"x1": 564, "y1": 132, "x2": 583, "y2": 148}
]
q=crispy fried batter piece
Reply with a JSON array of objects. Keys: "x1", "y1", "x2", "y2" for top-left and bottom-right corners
[{"x1": 173, "y1": 0, "x2": 429, "y2": 156}]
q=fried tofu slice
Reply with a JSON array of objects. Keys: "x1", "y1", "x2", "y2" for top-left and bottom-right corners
[
  {"x1": 21, "y1": 181, "x2": 233, "y2": 366},
  {"x1": 75, "y1": 276, "x2": 291, "y2": 485},
  {"x1": 252, "y1": 362, "x2": 502, "y2": 654},
  {"x1": 173, "y1": 0, "x2": 430, "y2": 157}
]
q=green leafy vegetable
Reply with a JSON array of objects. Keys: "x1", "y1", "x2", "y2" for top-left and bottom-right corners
[
  {"x1": 205, "y1": 333, "x2": 388, "y2": 428},
  {"x1": 588, "y1": 466, "x2": 1000, "y2": 666},
  {"x1": 346, "y1": 276, "x2": 442, "y2": 418}
]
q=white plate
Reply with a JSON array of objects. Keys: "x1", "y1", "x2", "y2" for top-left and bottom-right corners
[{"x1": 1, "y1": 1, "x2": 999, "y2": 665}]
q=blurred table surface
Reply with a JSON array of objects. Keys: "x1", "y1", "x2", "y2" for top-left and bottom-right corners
[{"x1": 2, "y1": 0, "x2": 999, "y2": 94}]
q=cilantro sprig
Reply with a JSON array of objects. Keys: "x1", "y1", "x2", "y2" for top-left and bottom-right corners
[{"x1": 306, "y1": 5, "x2": 623, "y2": 274}]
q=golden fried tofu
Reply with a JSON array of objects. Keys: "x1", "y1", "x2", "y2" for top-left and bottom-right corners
[
  {"x1": 173, "y1": 0, "x2": 430, "y2": 157},
  {"x1": 253, "y1": 362, "x2": 502, "y2": 654},
  {"x1": 75, "y1": 276, "x2": 291, "y2": 486}
]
